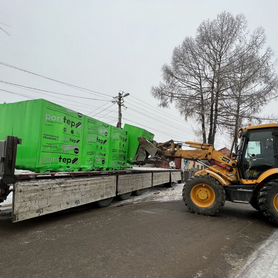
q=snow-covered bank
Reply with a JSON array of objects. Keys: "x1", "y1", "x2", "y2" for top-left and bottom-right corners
[
  {"x1": 113, "y1": 183, "x2": 183, "y2": 207},
  {"x1": 234, "y1": 231, "x2": 278, "y2": 278},
  {"x1": 0, "y1": 192, "x2": 12, "y2": 207}
]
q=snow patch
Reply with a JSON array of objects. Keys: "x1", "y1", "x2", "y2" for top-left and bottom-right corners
[
  {"x1": 0, "y1": 192, "x2": 13, "y2": 207},
  {"x1": 113, "y1": 183, "x2": 183, "y2": 207},
  {"x1": 233, "y1": 231, "x2": 278, "y2": 278}
]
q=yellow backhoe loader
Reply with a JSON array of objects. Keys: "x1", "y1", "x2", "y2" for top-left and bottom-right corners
[{"x1": 137, "y1": 123, "x2": 278, "y2": 225}]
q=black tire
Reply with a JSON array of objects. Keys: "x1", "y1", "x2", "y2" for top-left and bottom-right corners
[
  {"x1": 118, "y1": 192, "x2": 132, "y2": 200},
  {"x1": 250, "y1": 186, "x2": 261, "y2": 211},
  {"x1": 96, "y1": 197, "x2": 114, "y2": 208},
  {"x1": 258, "y1": 179, "x2": 278, "y2": 226},
  {"x1": 133, "y1": 189, "x2": 147, "y2": 196},
  {"x1": 182, "y1": 176, "x2": 225, "y2": 216}
]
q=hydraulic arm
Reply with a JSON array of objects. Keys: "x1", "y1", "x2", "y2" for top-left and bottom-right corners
[{"x1": 137, "y1": 138, "x2": 237, "y2": 169}]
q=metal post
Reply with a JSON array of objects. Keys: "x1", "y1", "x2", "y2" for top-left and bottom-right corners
[
  {"x1": 117, "y1": 92, "x2": 122, "y2": 128},
  {"x1": 114, "y1": 91, "x2": 129, "y2": 128}
]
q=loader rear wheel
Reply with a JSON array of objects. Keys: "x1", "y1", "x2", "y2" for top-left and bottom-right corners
[
  {"x1": 258, "y1": 180, "x2": 278, "y2": 226},
  {"x1": 182, "y1": 176, "x2": 225, "y2": 216}
]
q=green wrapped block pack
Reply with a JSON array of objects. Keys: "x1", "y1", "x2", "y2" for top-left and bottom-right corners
[
  {"x1": 0, "y1": 99, "x2": 155, "y2": 172},
  {"x1": 0, "y1": 99, "x2": 84, "y2": 172},
  {"x1": 124, "y1": 124, "x2": 154, "y2": 163}
]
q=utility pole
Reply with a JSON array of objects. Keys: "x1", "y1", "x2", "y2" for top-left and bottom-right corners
[{"x1": 113, "y1": 91, "x2": 129, "y2": 128}]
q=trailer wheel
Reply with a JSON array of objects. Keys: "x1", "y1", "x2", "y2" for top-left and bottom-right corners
[
  {"x1": 258, "y1": 180, "x2": 278, "y2": 226},
  {"x1": 182, "y1": 176, "x2": 225, "y2": 216},
  {"x1": 133, "y1": 189, "x2": 146, "y2": 196},
  {"x1": 96, "y1": 197, "x2": 114, "y2": 208},
  {"x1": 118, "y1": 192, "x2": 132, "y2": 200}
]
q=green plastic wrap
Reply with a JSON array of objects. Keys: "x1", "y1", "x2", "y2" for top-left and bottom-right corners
[
  {"x1": 0, "y1": 99, "x2": 84, "y2": 172},
  {"x1": 108, "y1": 126, "x2": 128, "y2": 170},
  {"x1": 0, "y1": 99, "x2": 154, "y2": 172},
  {"x1": 124, "y1": 124, "x2": 154, "y2": 163}
]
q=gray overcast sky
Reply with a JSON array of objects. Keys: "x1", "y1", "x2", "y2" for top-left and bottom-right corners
[{"x1": 0, "y1": 0, "x2": 277, "y2": 148}]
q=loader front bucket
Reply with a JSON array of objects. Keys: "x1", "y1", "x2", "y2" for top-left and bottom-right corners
[{"x1": 136, "y1": 138, "x2": 159, "y2": 163}]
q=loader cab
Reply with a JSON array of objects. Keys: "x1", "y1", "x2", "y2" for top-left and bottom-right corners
[{"x1": 237, "y1": 124, "x2": 278, "y2": 179}]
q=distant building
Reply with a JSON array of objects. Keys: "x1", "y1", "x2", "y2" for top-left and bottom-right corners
[{"x1": 218, "y1": 147, "x2": 231, "y2": 157}]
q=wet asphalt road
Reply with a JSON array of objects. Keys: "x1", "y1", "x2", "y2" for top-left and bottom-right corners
[{"x1": 0, "y1": 196, "x2": 276, "y2": 277}]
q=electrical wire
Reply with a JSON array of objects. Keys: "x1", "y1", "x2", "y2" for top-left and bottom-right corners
[
  {"x1": 0, "y1": 61, "x2": 113, "y2": 98},
  {"x1": 126, "y1": 106, "x2": 187, "y2": 135},
  {"x1": 87, "y1": 101, "x2": 112, "y2": 116},
  {"x1": 0, "y1": 26, "x2": 10, "y2": 36},
  {"x1": 122, "y1": 117, "x2": 183, "y2": 140},
  {"x1": 126, "y1": 100, "x2": 189, "y2": 130},
  {"x1": 0, "y1": 80, "x2": 111, "y2": 102},
  {"x1": 0, "y1": 81, "x2": 115, "y2": 114},
  {"x1": 130, "y1": 95, "x2": 184, "y2": 121},
  {"x1": 0, "y1": 88, "x2": 34, "y2": 100},
  {"x1": 91, "y1": 103, "x2": 115, "y2": 117},
  {"x1": 97, "y1": 108, "x2": 117, "y2": 120}
]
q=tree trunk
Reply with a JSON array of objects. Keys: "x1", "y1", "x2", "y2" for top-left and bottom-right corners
[
  {"x1": 199, "y1": 87, "x2": 207, "y2": 143},
  {"x1": 207, "y1": 79, "x2": 215, "y2": 144}
]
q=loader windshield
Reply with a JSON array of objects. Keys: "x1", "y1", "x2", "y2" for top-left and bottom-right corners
[{"x1": 239, "y1": 129, "x2": 278, "y2": 179}]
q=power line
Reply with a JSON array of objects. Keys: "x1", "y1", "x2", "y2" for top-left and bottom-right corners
[
  {"x1": 130, "y1": 95, "x2": 183, "y2": 120},
  {"x1": 0, "y1": 87, "x2": 114, "y2": 117},
  {"x1": 126, "y1": 106, "x2": 186, "y2": 135},
  {"x1": 129, "y1": 95, "x2": 194, "y2": 130},
  {"x1": 122, "y1": 117, "x2": 183, "y2": 140},
  {"x1": 0, "y1": 88, "x2": 34, "y2": 100},
  {"x1": 0, "y1": 25, "x2": 10, "y2": 36},
  {"x1": 0, "y1": 61, "x2": 113, "y2": 98},
  {"x1": 126, "y1": 99, "x2": 189, "y2": 130},
  {"x1": 88, "y1": 102, "x2": 112, "y2": 115},
  {"x1": 97, "y1": 108, "x2": 117, "y2": 119},
  {"x1": 0, "y1": 80, "x2": 111, "y2": 102},
  {"x1": 91, "y1": 103, "x2": 115, "y2": 117},
  {"x1": 0, "y1": 85, "x2": 112, "y2": 113},
  {"x1": 0, "y1": 80, "x2": 115, "y2": 113}
]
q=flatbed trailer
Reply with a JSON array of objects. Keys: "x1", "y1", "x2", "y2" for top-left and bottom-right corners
[{"x1": 0, "y1": 137, "x2": 182, "y2": 222}]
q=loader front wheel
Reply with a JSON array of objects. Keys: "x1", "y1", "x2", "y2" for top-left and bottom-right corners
[
  {"x1": 258, "y1": 180, "x2": 278, "y2": 226},
  {"x1": 182, "y1": 176, "x2": 225, "y2": 216}
]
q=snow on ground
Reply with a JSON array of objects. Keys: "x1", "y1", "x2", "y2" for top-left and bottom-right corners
[
  {"x1": 113, "y1": 183, "x2": 184, "y2": 207},
  {"x1": 234, "y1": 230, "x2": 278, "y2": 278},
  {"x1": 14, "y1": 169, "x2": 35, "y2": 174},
  {"x1": 0, "y1": 192, "x2": 12, "y2": 207}
]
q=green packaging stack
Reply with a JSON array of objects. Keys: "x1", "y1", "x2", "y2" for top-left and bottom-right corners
[
  {"x1": 81, "y1": 117, "x2": 111, "y2": 171},
  {"x1": 0, "y1": 99, "x2": 84, "y2": 172},
  {"x1": 0, "y1": 99, "x2": 155, "y2": 173},
  {"x1": 108, "y1": 127, "x2": 128, "y2": 170},
  {"x1": 124, "y1": 124, "x2": 154, "y2": 163},
  {"x1": 91, "y1": 120, "x2": 111, "y2": 170}
]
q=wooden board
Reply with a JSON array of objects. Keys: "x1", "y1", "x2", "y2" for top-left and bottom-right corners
[
  {"x1": 152, "y1": 172, "x2": 170, "y2": 186},
  {"x1": 13, "y1": 176, "x2": 116, "y2": 222},
  {"x1": 117, "y1": 173, "x2": 152, "y2": 195},
  {"x1": 171, "y1": 171, "x2": 182, "y2": 183}
]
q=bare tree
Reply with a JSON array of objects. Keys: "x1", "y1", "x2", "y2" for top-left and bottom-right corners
[
  {"x1": 218, "y1": 28, "x2": 278, "y2": 148},
  {"x1": 152, "y1": 12, "x2": 277, "y2": 145}
]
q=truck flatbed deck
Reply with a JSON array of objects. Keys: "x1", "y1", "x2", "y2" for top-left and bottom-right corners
[{"x1": 0, "y1": 137, "x2": 182, "y2": 222}]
